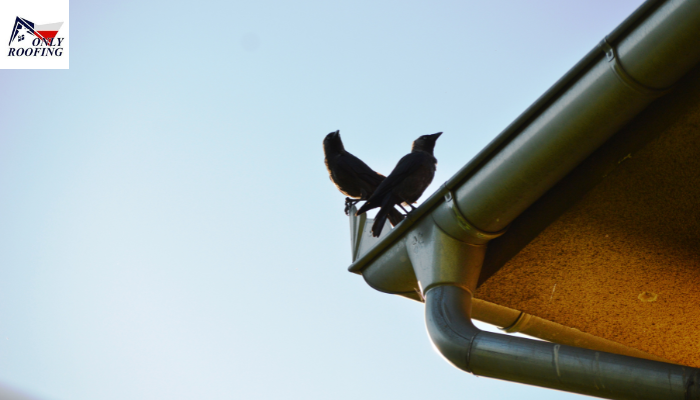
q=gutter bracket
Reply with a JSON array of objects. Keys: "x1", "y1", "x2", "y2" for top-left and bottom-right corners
[
  {"x1": 499, "y1": 311, "x2": 532, "y2": 333},
  {"x1": 601, "y1": 37, "x2": 673, "y2": 97},
  {"x1": 432, "y1": 188, "x2": 507, "y2": 245}
]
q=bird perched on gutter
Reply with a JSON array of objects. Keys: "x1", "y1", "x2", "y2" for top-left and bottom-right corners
[
  {"x1": 356, "y1": 132, "x2": 442, "y2": 237},
  {"x1": 323, "y1": 130, "x2": 405, "y2": 226}
]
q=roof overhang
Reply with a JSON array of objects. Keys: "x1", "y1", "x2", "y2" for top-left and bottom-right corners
[{"x1": 345, "y1": 0, "x2": 700, "y2": 391}]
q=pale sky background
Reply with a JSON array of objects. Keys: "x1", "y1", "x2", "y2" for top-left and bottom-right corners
[{"x1": 0, "y1": 0, "x2": 646, "y2": 399}]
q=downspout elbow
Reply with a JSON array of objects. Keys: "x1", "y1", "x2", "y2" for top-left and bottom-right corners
[{"x1": 424, "y1": 285, "x2": 481, "y2": 372}]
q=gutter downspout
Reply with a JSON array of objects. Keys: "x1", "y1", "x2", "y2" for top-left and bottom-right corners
[
  {"x1": 404, "y1": 207, "x2": 700, "y2": 399},
  {"x1": 427, "y1": 285, "x2": 700, "y2": 400}
]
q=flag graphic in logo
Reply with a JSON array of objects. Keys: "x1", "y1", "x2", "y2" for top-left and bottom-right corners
[{"x1": 9, "y1": 17, "x2": 63, "y2": 46}]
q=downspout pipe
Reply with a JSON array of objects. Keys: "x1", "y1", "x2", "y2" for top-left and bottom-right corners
[
  {"x1": 405, "y1": 215, "x2": 700, "y2": 399},
  {"x1": 426, "y1": 285, "x2": 700, "y2": 400}
]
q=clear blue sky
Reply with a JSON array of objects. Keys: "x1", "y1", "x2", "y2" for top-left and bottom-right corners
[{"x1": 0, "y1": 1, "x2": 645, "y2": 399}]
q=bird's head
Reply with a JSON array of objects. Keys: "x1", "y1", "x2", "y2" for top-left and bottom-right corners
[
  {"x1": 411, "y1": 132, "x2": 443, "y2": 154},
  {"x1": 323, "y1": 130, "x2": 345, "y2": 154}
]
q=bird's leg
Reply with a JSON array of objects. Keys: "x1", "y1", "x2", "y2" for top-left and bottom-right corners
[
  {"x1": 345, "y1": 189, "x2": 372, "y2": 215},
  {"x1": 344, "y1": 197, "x2": 360, "y2": 215},
  {"x1": 344, "y1": 198, "x2": 353, "y2": 215},
  {"x1": 398, "y1": 197, "x2": 418, "y2": 215}
]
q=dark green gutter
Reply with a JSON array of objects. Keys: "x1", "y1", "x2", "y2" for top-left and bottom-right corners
[{"x1": 349, "y1": 0, "x2": 700, "y2": 275}]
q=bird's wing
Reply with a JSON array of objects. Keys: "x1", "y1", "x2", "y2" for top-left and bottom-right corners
[
  {"x1": 356, "y1": 153, "x2": 428, "y2": 216},
  {"x1": 338, "y1": 153, "x2": 385, "y2": 187},
  {"x1": 371, "y1": 152, "x2": 426, "y2": 198}
]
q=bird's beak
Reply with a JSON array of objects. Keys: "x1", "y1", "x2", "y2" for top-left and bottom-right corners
[
  {"x1": 326, "y1": 130, "x2": 339, "y2": 140},
  {"x1": 432, "y1": 132, "x2": 443, "y2": 139}
]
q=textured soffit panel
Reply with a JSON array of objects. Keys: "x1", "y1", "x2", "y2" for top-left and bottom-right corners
[{"x1": 476, "y1": 65, "x2": 700, "y2": 368}]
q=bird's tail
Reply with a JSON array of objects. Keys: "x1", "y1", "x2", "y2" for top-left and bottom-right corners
[
  {"x1": 371, "y1": 208, "x2": 389, "y2": 237},
  {"x1": 356, "y1": 199, "x2": 375, "y2": 216},
  {"x1": 387, "y1": 207, "x2": 405, "y2": 227}
]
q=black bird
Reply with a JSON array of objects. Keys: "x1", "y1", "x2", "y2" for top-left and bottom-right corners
[
  {"x1": 323, "y1": 130, "x2": 405, "y2": 226},
  {"x1": 356, "y1": 132, "x2": 442, "y2": 237}
]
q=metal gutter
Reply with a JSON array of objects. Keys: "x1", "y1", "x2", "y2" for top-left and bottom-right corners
[
  {"x1": 346, "y1": 0, "x2": 700, "y2": 397},
  {"x1": 349, "y1": 0, "x2": 700, "y2": 274}
]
